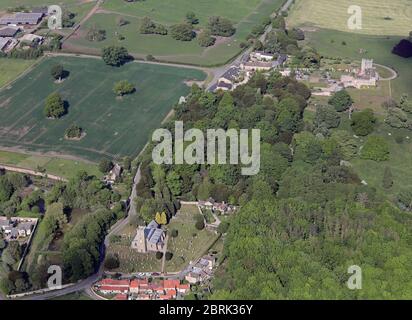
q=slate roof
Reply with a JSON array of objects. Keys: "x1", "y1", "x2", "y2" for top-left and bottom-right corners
[
  {"x1": 0, "y1": 27, "x2": 18, "y2": 37},
  {"x1": 0, "y1": 12, "x2": 43, "y2": 25}
]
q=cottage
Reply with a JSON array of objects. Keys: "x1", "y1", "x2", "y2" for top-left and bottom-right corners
[{"x1": 105, "y1": 163, "x2": 122, "y2": 184}]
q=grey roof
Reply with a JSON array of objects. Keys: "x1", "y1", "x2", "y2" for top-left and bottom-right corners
[
  {"x1": 31, "y1": 7, "x2": 48, "y2": 14},
  {"x1": 208, "y1": 83, "x2": 218, "y2": 92},
  {"x1": 0, "y1": 13, "x2": 43, "y2": 25},
  {"x1": 217, "y1": 82, "x2": 233, "y2": 90},
  {"x1": 0, "y1": 27, "x2": 18, "y2": 37},
  {"x1": 221, "y1": 66, "x2": 240, "y2": 82},
  {"x1": 148, "y1": 228, "x2": 164, "y2": 244},
  {"x1": 147, "y1": 220, "x2": 158, "y2": 229}
]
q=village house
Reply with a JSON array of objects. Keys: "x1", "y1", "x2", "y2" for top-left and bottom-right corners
[
  {"x1": 131, "y1": 220, "x2": 166, "y2": 253},
  {"x1": 95, "y1": 279, "x2": 130, "y2": 295},
  {"x1": 0, "y1": 217, "x2": 37, "y2": 241},
  {"x1": 104, "y1": 163, "x2": 122, "y2": 185},
  {"x1": 197, "y1": 198, "x2": 236, "y2": 214},
  {"x1": 249, "y1": 51, "x2": 276, "y2": 61}
]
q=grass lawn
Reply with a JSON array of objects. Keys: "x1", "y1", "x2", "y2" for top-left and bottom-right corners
[
  {"x1": 349, "y1": 122, "x2": 412, "y2": 200},
  {"x1": 165, "y1": 204, "x2": 219, "y2": 272},
  {"x1": 0, "y1": 56, "x2": 205, "y2": 162},
  {"x1": 0, "y1": 58, "x2": 37, "y2": 89},
  {"x1": 0, "y1": 0, "x2": 81, "y2": 10},
  {"x1": 347, "y1": 81, "x2": 391, "y2": 115},
  {"x1": 0, "y1": 150, "x2": 101, "y2": 179},
  {"x1": 65, "y1": 0, "x2": 285, "y2": 65},
  {"x1": 288, "y1": 0, "x2": 412, "y2": 36}
]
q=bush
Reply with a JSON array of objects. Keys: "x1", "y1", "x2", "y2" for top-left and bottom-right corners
[
  {"x1": 140, "y1": 17, "x2": 168, "y2": 35},
  {"x1": 360, "y1": 136, "x2": 390, "y2": 161},
  {"x1": 65, "y1": 124, "x2": 82, "y2": 139},
  {"x1": 170, "y1": 23, "x2": 195, "y2": 41},
  {"x1": 195, "y1": 219, "x2": 205, "y2": 230},
  {"x1": 101, "y1": 46, "x2": 129, "y2": 66},
  {"x1": 165, "y1": 252, "x2": 173, "y2": 261},
  {"x1": 44, "y1": 92, "x2": 66, "y2": 118},
  {"x1": 208, "y1": 16, "x2": 235, "y2": 37},
  {"x1": 104, "y1": 255, "x2": 120, "y2": 270},
  {"x1": 156, "y1": 251, "x2": 163, "y2": 260},
  {"x1": 351, "y1": 109, "x2": 376, "y2": 136},
  {"x1": 113, "y1": 80, "x2": 135, "y2": 96},
  {"x1": 329, "y1": 90, "x2": 353, "y2": 112},
  {"x1": 86, "y1": 27, "x2": 106, "y2": 42},
  {"x1": 198, "y1": 29, "x2": 216, "y2": 47}
]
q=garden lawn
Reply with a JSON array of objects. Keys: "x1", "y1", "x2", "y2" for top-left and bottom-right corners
[{"x1": 0, "y1": 56, "x2": 206, "y2": 162}]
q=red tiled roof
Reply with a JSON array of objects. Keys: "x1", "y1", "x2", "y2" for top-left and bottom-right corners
[
  {"x1": 100, "y1": 278, "x2": 130, "y2": 287},
  {"x1": 99, "y1": 285, "x2": 129, "y2": 292},
  {"x1": 166, "y1": 289, "x2": 177, "y2": 297},
  {"x1": 163, "y1": 279, "x2": 180, "y2": 289},
  {"x1": 178, "y1": 284, "x2": 190, "y2": 290},
  {"x1": 130, "y1": 279, "x2": 149, "y2": 288}
]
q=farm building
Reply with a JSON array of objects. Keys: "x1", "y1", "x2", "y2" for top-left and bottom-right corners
[
  {"x1": 0, "y1": 12, "x2": 44, "y2": 25},
  {"x1": 0, "y1": 27, "x2": 19, "y2": 37},
  {"x1": 0, "y1": 37, "x2": 11, "y2": 52}
]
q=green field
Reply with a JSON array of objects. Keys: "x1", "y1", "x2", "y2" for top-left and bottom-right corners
[
  {"x1": 0, "y1": 58, "x2": 37, "y2": 89},
  {"x1": 288, "y1": 0, "x2": 412, "y2": 36},
  {"x1": 0, "y1": 56, "x2": 205, "y2": 162},
  {"x1": 66, "y1": 0, "x2": 284, "y2": 65},
  {"x1": 0, "y1": 150, "x2": 100, "y2": 179}
]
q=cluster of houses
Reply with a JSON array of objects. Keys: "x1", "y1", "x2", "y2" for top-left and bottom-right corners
[
  {"x1": 184, "y1": 255, "x2": 216, "y2": 285},
  {"x1": 0, "y1": 8, "x2": 47, "y2": 53},
  {"x1": 209, "y1": 51, "x2": 288, "y2": 92},
  {"x1": 0, "y1": 217, "x2": 37, "y2": 241},
  {"x1": 131, "y1": 220, "x2": 166, "y2": 253},
  {"x1": 197, "y1": 198, "x2": 237, "y2": 214},
  {"x1": 94, "y1": 278, "x2": 190, "y2": 300}
]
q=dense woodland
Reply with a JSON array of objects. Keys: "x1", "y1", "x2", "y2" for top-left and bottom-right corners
[{"x1": 134, "y1": 64, "x2": 412, "y2": 298}]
